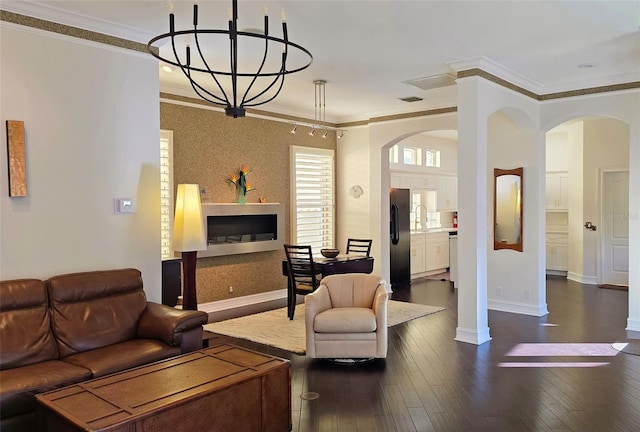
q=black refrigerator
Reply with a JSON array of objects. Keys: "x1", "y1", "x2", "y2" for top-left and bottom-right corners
[{"x1": 390, "y1": 188, "x2": 411, "y2": 285}]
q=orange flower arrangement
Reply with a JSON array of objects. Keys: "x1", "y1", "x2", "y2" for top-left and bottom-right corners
[{"x1": 227, "y1": 165, "x2": 255, "y2": 204}]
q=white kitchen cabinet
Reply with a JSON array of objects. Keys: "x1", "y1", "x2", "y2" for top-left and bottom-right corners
[
  {"x1": 410, "y1": 234, "x2": 426, "y2": 274},
  {"x1": 436, "y1": 176, "x2": 457, "y2": 211},
  {"x1": 546, "y1": 173, "x2": 569, "y2": 210},
  {"x1": 546, "y1": 232, "x2": 568, "y2": 272},
  {"x1": 391, "y1": 173, "x2": 412, "y2": 189},
  {"x1": 412, "y1": 231, "x2": 449, "y2": 278},
  {"x1": 411, "y1": 174, "x2": 438, "y2": 190},
  {"x1": 426, "y1": 232, "x2": 449, "y2": 271}
]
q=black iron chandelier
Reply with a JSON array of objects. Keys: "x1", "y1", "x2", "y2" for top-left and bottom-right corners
[{"x1": 147, "y1": 0, "x2": 313, "y2": 118}]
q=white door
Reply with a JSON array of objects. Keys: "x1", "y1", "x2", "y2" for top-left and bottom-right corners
[{"x1": 602, "y1": 171, "x2": 629, "y2": 286}]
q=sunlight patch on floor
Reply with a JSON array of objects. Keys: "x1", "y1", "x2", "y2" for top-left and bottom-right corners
[
  {"x1": 498, "y1": 362, "x2": 609, "y2": 368},
  {"x1": 505, "y1": 343, "x2": 620, "y2": 357},
  {"x1": 611, "y1": 342, "x2": 629, "y2": 351}
]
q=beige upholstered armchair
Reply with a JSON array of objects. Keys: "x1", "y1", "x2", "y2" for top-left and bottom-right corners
[{"x1": 304, "y1": 273, "x2": 388, "y2": 359}]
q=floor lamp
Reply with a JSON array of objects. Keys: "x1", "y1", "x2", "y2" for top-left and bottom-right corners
[{"x1": 173, "y1": 184, "x2": 207, "y2": 310}]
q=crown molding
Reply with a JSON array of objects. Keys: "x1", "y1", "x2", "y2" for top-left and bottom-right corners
[
  {"x1": 0, "y1": 0, "x2": 155, "y2": 43},
  {"x1": 449, "y1": 56, "x2": 546, "y2": 94}
]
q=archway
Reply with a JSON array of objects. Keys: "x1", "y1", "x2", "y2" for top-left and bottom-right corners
[{"x1": 544, "y1": 117, "x2": 630, "y2": 288}]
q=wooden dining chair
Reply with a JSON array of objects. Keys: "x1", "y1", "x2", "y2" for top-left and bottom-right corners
[
  {"x1": 283, "y1": 244, "x2": 321, "y2": 320},
  {"x1": 346, "y1": 238, "x2": 373, "y2": 257}
]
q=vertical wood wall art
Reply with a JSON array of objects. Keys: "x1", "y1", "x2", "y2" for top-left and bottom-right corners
[{"x1": 6, "y1": 120, "x2": 27, "y2": 197}]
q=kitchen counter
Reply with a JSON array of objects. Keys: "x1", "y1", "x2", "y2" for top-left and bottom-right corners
[{"x1": 411, "y1": 227, "x2": 457, "y2": 235}]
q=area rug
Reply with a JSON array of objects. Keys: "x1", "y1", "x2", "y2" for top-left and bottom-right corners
[{"x1": 204, "y1": 300, "x2": 445, "y2": 355}]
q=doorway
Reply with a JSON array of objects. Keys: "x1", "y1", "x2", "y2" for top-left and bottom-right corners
[{"x1": 601, "y1": 171, "x2": 629, "y2": 286}]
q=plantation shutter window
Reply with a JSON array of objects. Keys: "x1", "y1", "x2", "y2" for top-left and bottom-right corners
[{"x1": 290, "y1": 146, "x2": 335, "y2": 254}]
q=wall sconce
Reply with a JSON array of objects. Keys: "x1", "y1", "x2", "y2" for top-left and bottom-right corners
[
  {"x1": 321, "y1": 130, "x2": 328, "y2": 139},
  {"x1": 337, "y1": 130, "x2": 345, "y2": 140},
  {"x1": 290, "y1": 124, "x2": 297, "y2": 134},
  {"x1": 309, "y1": 127, "x2": 315, "y2": 136},
  {"x1": 173, "y1": 184, "x2": 207, "y2": 310}
]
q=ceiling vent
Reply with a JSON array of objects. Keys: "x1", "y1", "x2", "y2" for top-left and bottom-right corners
[
  {"x1": 399, "y1": 96, "x2": 424, "y2": 103},
  {"x1": 403, "y1": 73, "x2": 457, "y2": 91}
]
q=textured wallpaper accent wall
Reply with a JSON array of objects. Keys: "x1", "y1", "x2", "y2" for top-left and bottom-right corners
[{"x1": 160, "y1": 101, "x2": 336, "y2": 303}]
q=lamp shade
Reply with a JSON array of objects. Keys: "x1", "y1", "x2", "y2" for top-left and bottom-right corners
[{"x1": 173, "y1": 184, "x2": 207, "y2": 252}]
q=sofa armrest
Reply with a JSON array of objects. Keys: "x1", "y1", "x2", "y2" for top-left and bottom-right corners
[{"x1": 137, "y1": 303, "x2": 208, "y2": 348}]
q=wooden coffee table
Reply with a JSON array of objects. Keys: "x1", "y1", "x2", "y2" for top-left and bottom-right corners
[{"x1": 36, "y1": 344, "x2": 291, "y2": 432}]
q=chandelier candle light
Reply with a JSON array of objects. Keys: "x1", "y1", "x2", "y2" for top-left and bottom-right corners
[{"x1": 148, "y1": 0, "x2": 313, "y2": 118}]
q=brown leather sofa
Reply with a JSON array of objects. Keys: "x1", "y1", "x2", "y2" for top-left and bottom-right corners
[{"x1": 0, "y1": 268, "x2": 209, "y2": 432}]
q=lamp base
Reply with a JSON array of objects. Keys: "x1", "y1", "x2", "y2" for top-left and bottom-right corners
[{"x1": 181, "y1": 251, "x2": 198, "y2": 310}]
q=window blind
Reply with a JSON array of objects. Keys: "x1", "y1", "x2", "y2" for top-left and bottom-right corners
[
  {"x1": 160, "y1": 130, "x2": 174, "y2": 260},
  {"x1": 290, "y1": 146, "x2": 335, "y2": 254}
]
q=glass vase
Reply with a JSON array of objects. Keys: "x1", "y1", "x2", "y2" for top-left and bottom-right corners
[{"x1": 237, "y1": 187, "x2": 246, "y2": 205}]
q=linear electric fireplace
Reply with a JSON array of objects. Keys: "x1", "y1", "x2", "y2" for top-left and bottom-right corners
[{"x1": 199, "y1": 203, "x2": 284, "y2": 257}]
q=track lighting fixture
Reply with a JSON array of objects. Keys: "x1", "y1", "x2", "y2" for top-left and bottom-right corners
[
  {"x1": 290, "y1": 124, "x2": 297, "y2": 134},
  {"x1": 288, "y1": 81, "x2": 346, "y2": 139}
]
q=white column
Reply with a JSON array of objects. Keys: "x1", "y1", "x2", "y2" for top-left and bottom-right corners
[
  {"x1": 627, "y1": 120, "x2": 640, "y2": 331},
  {"x1": 455, "y1": 77, "x2": 491, "y2": 344}
]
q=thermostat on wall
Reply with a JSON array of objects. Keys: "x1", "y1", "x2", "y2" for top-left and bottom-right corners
[{"x1": 114, "y1": 198, "x2": 136, "y2": 214}]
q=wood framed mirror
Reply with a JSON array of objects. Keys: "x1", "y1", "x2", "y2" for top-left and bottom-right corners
[{"x1": 494, "y1": 167, "x2": 523, "y2": 251}]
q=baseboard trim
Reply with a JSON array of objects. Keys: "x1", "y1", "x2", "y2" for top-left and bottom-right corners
[
  {"x1": 567, "y1": 272, "x2": 598, "y2": 285},
  {"x1": 455, "y1": 326, "x2": 492, "y2": 345},
  {"x1": 546, "y1": 270, "x2": 567, "y2": 277},
  {"x1": 488, "y1": 299, "x2": 549, "y2": 317},
  {"x1": 197, "y1": 289, "x2": 287, "y2": 314},
  {"x1": 626, "y1": 318, "x2": 640, "y2": 333}
]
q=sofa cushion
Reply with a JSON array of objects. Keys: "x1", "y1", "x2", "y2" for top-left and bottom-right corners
[
  {"x1": 61, "y1": 339, "x2": 181, "y2": 378},
  {"x1": 0, "y1": 360, "x2": 91, "y2": 419},
  {"x1": 47, "y1": 268, "x2": 148, "y2": 358},
  {"x1": 0, "y1": 279, "x2": 58, "y2": 370},
  {"x1": 314, "y1": 307, "x2": 377, "y2": 333}
]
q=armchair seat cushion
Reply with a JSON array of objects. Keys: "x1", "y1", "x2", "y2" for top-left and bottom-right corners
[
  {"x1": 0, "y1": 360, "x2": 91, "y2": 419},
  {"x1": 62, "y1": 339, "x2": 181, "y2": 378},
  {"x1": 314, "y1": 332, "x2": 376, "y2": 341},
  {"x1": 314, "y1": 308, "x2": 377, "y2": 333}
]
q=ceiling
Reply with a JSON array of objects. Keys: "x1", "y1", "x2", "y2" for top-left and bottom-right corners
[{"x1": 3, "y1": 1, "x2": 639, "y2": 123}]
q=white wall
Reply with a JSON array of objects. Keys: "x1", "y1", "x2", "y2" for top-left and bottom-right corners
[
  {"x1": 0, "y1": 24, "x2": 162, "y2": 301},
  {"x1": 567, "y1": 122, "x2": 586, "y2": 280},
  {"x1": 336, "y1": 126, "x2": 371, "y2": 253},
  {"x1": 487, "y1": 111, "x2": 546, "y2": 316},
  {"x1": 546, "y1": 131, "x2": 569, "y2": 172}
]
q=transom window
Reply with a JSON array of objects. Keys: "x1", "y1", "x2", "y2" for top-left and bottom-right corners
[
  {"x1": 403, "y1": 146, "x2": 422, "y2": 165},
  {"x1": 425, "y1": 149, "x2": 441, "y2": 167}
]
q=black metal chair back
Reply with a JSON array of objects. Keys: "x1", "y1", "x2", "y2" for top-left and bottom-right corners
[
  {"x1": 346, "y1": 238, "x2": 373, "y2": 257},
  {"x1": 283, "y1": 244, "x2": 320, "y2": 319}
]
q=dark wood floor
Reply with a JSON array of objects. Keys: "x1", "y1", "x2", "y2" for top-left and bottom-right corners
[{"x1": 213, "y1": 276, "x2": 640, "y2": 432}]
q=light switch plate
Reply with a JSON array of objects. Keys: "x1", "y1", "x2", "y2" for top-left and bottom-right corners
[{"x1": 114, "y1": 198, "x2": 136, "y2": 214}]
